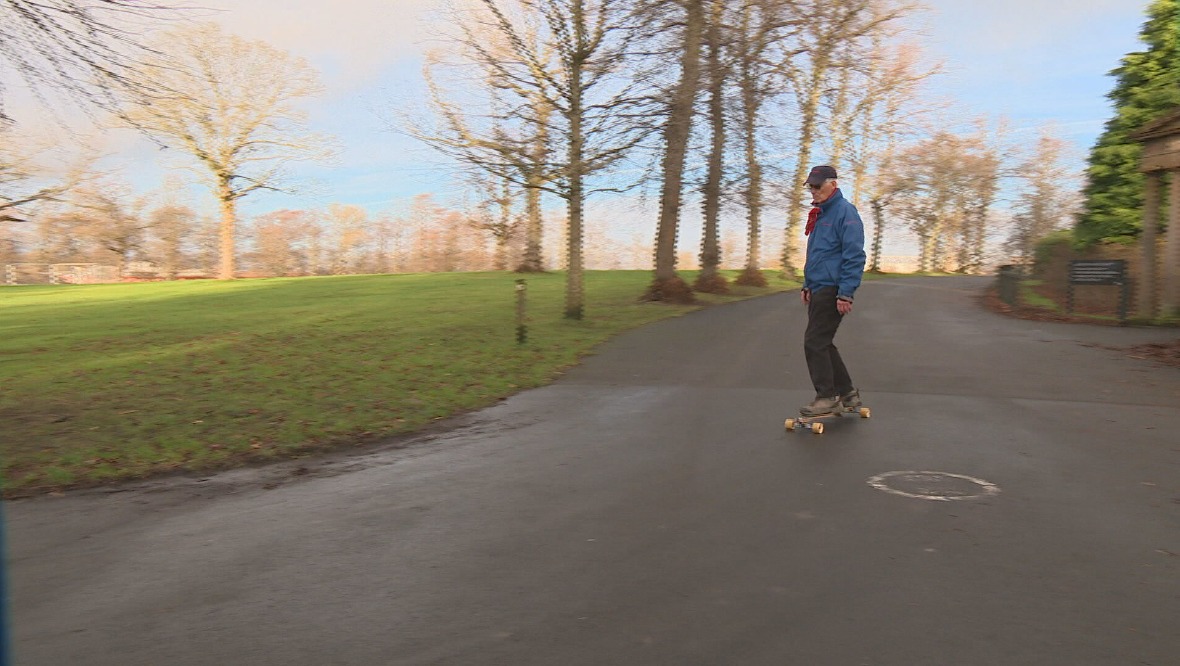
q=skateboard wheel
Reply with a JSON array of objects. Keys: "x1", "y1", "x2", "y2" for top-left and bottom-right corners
[
  {"x1": 812, "y1": 422, "x2": 824, "y2": 434},
  {"x1": 859, "y1": 407, "x2": 871, "y2": 418},
  {"x1": 785, "y1": 418, "x2": 796, "y2": 431}
]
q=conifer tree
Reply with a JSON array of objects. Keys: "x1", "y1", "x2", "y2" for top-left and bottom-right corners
[{"x1": 1077, "y1": 0, "x2": 1180, "y2": 244}]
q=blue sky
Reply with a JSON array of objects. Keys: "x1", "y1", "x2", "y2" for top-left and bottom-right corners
[
  {"x1": 6, "y1": 0, "x2": 1155, "y2": 249},
  {"x1": 921, "y1": 0, "x2": 1146, "y2": 141},
  {"x1": 295, "y1": 0, "x2": 1148, "y2": 216}
]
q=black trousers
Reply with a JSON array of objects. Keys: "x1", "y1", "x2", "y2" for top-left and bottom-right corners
[{"x1": 804, "y1": 286, "x2": 853, "y2": 398}]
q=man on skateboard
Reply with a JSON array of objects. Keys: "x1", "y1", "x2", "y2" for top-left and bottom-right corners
[{"x1": 798, "y1": 165, "x2": 866, "y2": 417}]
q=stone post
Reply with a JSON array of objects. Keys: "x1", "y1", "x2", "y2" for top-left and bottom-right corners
[
  {"x1": 1164, "y1": 172, "x2": 1180, "y2": 316},
  {"x1": 1139, "y1": 172, "x2": 1161, "y2": 318}
]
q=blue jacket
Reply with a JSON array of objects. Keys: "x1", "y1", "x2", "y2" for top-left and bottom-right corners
[{"x1": 803, "y1": 188, "x2": 866, "y2": 299}]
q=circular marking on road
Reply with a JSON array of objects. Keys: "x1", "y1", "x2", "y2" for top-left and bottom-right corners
[{"x1": 867, "y1": 471, "x2": 1000, "y2": 502}]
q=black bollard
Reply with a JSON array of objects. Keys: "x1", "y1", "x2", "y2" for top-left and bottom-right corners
[{"x1": 515, "y1": 279, "x2": 527, "y2": 344}]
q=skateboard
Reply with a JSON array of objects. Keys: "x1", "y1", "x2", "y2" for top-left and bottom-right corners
[{"x1": 785, "y1": 405, "x2": 871, "y2": 434}]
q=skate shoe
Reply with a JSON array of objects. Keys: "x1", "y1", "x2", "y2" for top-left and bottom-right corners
[
  {"x1": 840, "y1": 389, "x2": 862, "y2": 409},
  {"x1": 800, "y1": 395, "x2": 841, "y2": 416}
]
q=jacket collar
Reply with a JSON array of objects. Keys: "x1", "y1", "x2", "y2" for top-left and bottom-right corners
[{"x1": 817, "y1": 188, "x2": 844, "y2": 212}]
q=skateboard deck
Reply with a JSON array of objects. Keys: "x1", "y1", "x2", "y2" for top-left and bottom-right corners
[{"x1": 785, "y1": 405, "x2": 871, "y2": 434}]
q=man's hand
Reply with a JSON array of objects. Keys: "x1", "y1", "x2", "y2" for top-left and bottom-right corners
[
  {"x1": 836, "y1": 297, "x2": 853, "y2": 315},
  {"x1": 801, "y1": 288, "x2": 810, "y2": 305}
]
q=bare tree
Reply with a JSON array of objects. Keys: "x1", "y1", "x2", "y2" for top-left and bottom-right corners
[
  {"x1": 35, "y1": 208, "x2": 91, "y2": 261},
  {"x1": 467, "y1": 174, "x2": 520, "y2": 271},
  {"x1": 644, "y1": 0, "x2": 705, "y2": 303},
  {"x1": 1, "y1": 158, "x2": 63, "y2": 223},
  {"x1": 249, "y1": 211, "x2": 304, "y2": 277},
  {"x1": 843, "y1": 41, "x2": 940, "y2": 272},
  {"x1": 56, "y1": 181, "x2": 150, "y2": 275},
  {"x1": 1006, "y1": 129, "x2": 1079, "y2": 264},
  {"x1": 187, "y1": 213, "x2": 220, "y2": 274},
  {"x1": 0, "y1": 224, "x2": 24, "y2": 263},
  {"x1": 728, "y1": 0, "x2": 800, "y2": 287},
  {"x1": 324, "y1": 204, "x2": 369, "y2": 275},
  {"x1": 775, "y1": 0, "x2": 919, "y2": 275},
  {"x1": 892, "y1": 127, "x2": 1002, "y2": 273},
  {"x1": 0, "y1": 0, "x2": 178, "y2": 122},
  {"x1": 148, "y1": 203, "x2": 196, "y2": 279},
  {"x1": 957, "y1": 137, "x2": 1002, "y2": 274},
  {"x1": 827, "y1": 40, "x2": 938, "y2": 198},
  {"x1": 692, "y1": 0, "x2": 731, "y2": 294},
  {"x1": 121, "y1": 23, "x2": 334, "y2": 280},
  {"x1": 419, "y1": 36, "x2": 555, "y2": 274},
  {"x1": 0, "y1": 130, "x2": 92, "y2": 223},
  {"x1": 689, "y1": 0, "x2": 731, "y2": 294},
  {"x1": 423, "y1": 0, "x2": 649, "y2": 317}
]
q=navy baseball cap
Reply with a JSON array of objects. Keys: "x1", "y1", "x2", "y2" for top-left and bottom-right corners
[{"x1": 804, "y1": 165, "x2": 838, "y2": 186}]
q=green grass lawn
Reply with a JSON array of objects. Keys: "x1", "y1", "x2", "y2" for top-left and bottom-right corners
[{"x1": 0, "y1": 270, "x2": 796, "y2": 495}]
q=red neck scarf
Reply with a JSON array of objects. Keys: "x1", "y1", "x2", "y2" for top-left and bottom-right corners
[{"x1": 805, "y1": 188, "x2": 838, "y2": 236}]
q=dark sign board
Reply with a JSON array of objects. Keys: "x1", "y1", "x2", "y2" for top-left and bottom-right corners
[{"x1": 1069, "y1": 260, "x2": 1126, "y2": 286}]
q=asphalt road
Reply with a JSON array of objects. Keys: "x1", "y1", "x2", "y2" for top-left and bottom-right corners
[{"x1": 8, "y1": 276, "x2": 1180, "y2": 665}]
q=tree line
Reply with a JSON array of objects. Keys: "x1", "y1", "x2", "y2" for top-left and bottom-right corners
[
  {"x1": 413, "y1": 0, "x2": 1091, "y2": 315},
  {"x1": 2, "y1": 186, "x2": 750, "y2": 279},
  {"x1": 2, "y1": 0, "x2": 1092, "y2": 311}
]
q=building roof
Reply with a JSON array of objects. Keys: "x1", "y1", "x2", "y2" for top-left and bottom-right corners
[{"x1": 1129, "y1": 106, "x2": 1180, "y2": 142}]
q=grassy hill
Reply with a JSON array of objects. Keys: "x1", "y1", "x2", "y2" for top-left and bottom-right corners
[{"x1": 0, "y1": 270, "x2": 795, "y2": 495}]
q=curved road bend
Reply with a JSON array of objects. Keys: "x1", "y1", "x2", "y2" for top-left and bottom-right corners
[{"x1": 9, "y1": 276, "x2": 1180, "y2": 665}]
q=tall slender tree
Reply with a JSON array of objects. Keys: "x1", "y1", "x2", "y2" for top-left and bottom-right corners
[
  {"x1": 645, "y1": 0, "x2": 705, "y2": 303},
  {"x1": 693, "y1": 0, "x2": 731, "y2": 294},
  {"x1": 776, "y1": 0, "x2": 918, "y2": 274},
  {"x1": 852, "y1": 42, "x2": 938, "y2": 271},
  {"x1": 418, "y1": 35, "x2": 554, "y2": 274},
  {"x1": 1007, "y1": 130, "x2": 1079, "y2": 263},
  {"x1": 731, "y1": 0, "x2": 796, "y2": 287},
  {"x1": 424, "y1": 0, "x2": 647, "y2": 317}
]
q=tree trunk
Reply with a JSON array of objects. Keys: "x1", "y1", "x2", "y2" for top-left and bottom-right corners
[
  {"x1": 564, "y1": 1, "x2": 587, "y2": 320},
  {"x1": 647, "y1": 0, "x2": 703, "y2": 304},
  {"x1": 517, "y1": 99, "x2": 550, "y2": 274},
  {"x1": 869, "y1": 199, "x2": 885, "y2": 272},
  {"x1": 517, "y1": 178, "x2": 545, "y2": 273},
  {"x1": 957, "y1": 216, "x2": 971, "y2": 273},
  {"x1": 735, "y1": 143, "x2": 768, "y2": 288},
  {"x1": 918, "y1": 230, "x2": 935, "y2": 273},
  {"x1": 733, "y1": 2, "x2": 766, "y2": 289},
  {"x1": 694, "y1": 0, "x2": 727, "y2": 294},
  {"x1": 217, "y1": 177, "x2": 236, "y2": 280},
  {"x1": 495, "y1": 182, "x2": 511, "y2": 271},
  {"x1": 565, "y1": 185, "x2": 584, "y2": 319}
]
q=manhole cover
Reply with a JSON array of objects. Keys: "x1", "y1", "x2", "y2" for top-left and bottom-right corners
[{"x1": 867, "y1": 471, "x2": 1000, "y2": 501}]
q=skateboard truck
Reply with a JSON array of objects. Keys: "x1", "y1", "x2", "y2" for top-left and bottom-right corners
[{"x1": 785, "y1": 405, "x2": 871, "y2": 434}]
